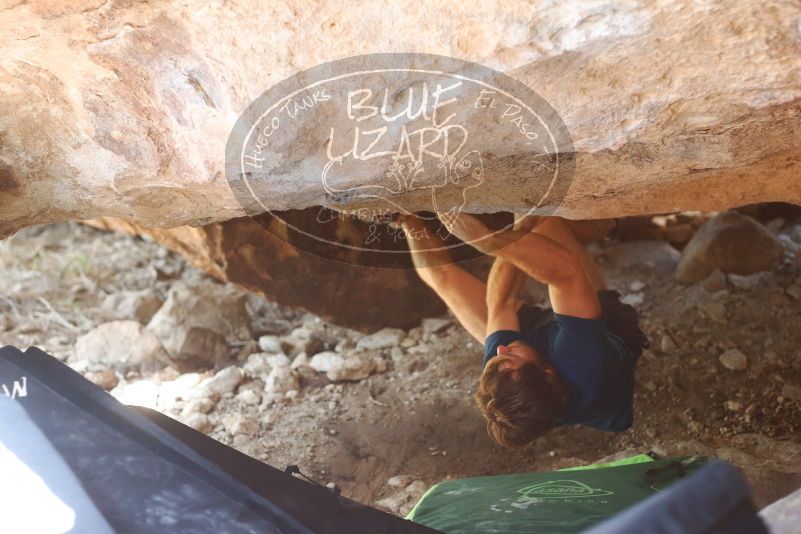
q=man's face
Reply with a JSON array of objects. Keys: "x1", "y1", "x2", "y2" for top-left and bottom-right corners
[{"x1": 494, "y1": 341, "x2": 557, "y2": 380}]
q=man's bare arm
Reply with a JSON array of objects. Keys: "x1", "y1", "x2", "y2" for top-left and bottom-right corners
[
  {"x1": 445, "y1": 214, "x2": 601, "y2": 319},
  {"x1": 485, "y1": 257, "x2": 525, "y2": 335}
]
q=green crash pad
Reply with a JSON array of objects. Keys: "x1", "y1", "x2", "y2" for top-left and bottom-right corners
[{"x1": 407, "y1": 455, "x2": 706, "y2": 533}]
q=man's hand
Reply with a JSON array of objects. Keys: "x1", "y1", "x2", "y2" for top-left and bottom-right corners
[
  {"x1": 440, "y1": 212, "x2": 522, "y2": 255},
  {"x1": 513, "y1": 214, "x2": 543, "y2": 233}
]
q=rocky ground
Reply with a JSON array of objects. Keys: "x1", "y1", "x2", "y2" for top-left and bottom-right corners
[{"x1": 1, "y1": 210, "x2": 801, "y2": 518}]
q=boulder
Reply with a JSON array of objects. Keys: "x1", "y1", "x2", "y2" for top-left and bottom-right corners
[
  {"x1": 146, "y1": 279, "x2": 250, "y2": 366},
  {"x1": 2, "y1": 0, "x2": 801, "y2": 240},
  {"x1": 74, "y1": 320, "x2": 171, "y2": 373},
  {"x1": 168, "y1": 326, "x2": 231, "y2": 371},
  {"x1": 676, "y1": 211, "x2": 783, "y2": 284},
  {"x1": 100, "y1": 289, "x2": 164, "y2": 324}
]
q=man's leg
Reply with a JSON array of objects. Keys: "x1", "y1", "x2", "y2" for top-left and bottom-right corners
[
  {"x1": 531, "y1": 217, "x2": 607, "y2": 291},
  {"x1": 401, "y1": 216, "x2": 489, "y2": 343},
  {"x1": 566, "y1": 219, "x2": 616, "y2": 245}
]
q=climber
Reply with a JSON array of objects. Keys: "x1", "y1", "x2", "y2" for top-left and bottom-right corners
[{"x1": 400, "y1": 214, "x2": 648, "y2": 448}]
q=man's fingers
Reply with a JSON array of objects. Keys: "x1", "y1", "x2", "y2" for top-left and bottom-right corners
[{"x1": 513, "y1": 214, "x2": 543, "y2": 232}]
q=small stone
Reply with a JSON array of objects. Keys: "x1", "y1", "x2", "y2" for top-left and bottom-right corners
[
  {"x1": 264, "y1": 353, "x2": 291, "y2": 367},
  {"x1": 781, "y1": 384, "x2": 801, "y2": 402},
  {"x1": 390, "y1": 347, "x2": 404, "y2": 362},
  {"x1": 232, "y1": 434, "x2": 252, "y2": 448},
  {"x1": 629, "y1": 280, "x2": 646, "y2": 292},
  {"x1": 727, "y1": 273, "x2": 762, "y2": 290},
  {"x1": 699, "y1": 301, "x2": 727, "y2": 325},
  {"x1": 644, "y1": 380, "x2": 657, "y2": 392},
  {"x1": 258, "y1": 335, "x2": 284, "y2": 354},
  {"x1": 265, "y1": 365, "x2": 299, "y2": 395},
  {"x1": 186, "y1": 382, "x2": 218, "y2": 401},
  {"x1": 84, "y1": 369, "x2": 118, "y2": 390},
  {"x1": 620, "y1": 293, "x2": 644, "y2": 306},
  {"x1": 660, "y1": 335, "x2": 678, "y2": 353},
  {"x1": 309, "y1": 351, "x2": 344, "y2": 373},
  {"x1": 327, "y1": 351, "x2": 388, "y2": 382},
  {"x1": 75, "y1": 320, "x2": 171, "y2": 373},
  {"x1": 422, "y1": 318, "x2": 451, "y2": 335},
  {"x1": 281, "y1": 327, "x2": 324, "y2": 356},
  {"x1": 184, "y1": 413, "x2": 213, "y2": 434},
  {"x1": 642, "y1": 350, "x2": 657, "y2": 362},
  {"x1": 725, "y1": 400, "x2": 742, "y2": 411},
  {"x1": 243, "y1": 352, "x2": 272, "y2": 377},
  {"x1": 101, "y1": 289, "x2": 164, "y2": 324},
  {"x1": 291, "y1": 352, "x2": 309, "y2": 369},
  {"x1": 790, "y1": 225, "x2": 801, "y2": 244},
  {"x1": 719, "y1": 349, "x2": 748, "y2": 371},
  {"x1": 169, "y1": 326, "x2": 230, "y2": 371},
  {"x1": 786, "y1": 284, "x2": 801, "y2": 300},
  {"x1": 235, "y1": 388, "x2": 261, "y2": 405},
  {"x1": 222, "y1": 414, "x2": 259, "y2": 436},
  {"x1": 261, "y1": 412, "x2": 278, "y2": 426},
  {"x1": 400, "y1": 337, "x2": 417, "y2": 348},
  {"x1": 181, "y1": 397, "x2": 217, "y2": 417},
  {"x1": 205, "y1": 366, "x2": 243, "y2": 395},
  {"x1": 356, "y1": 328, "x2": 406, "y2": 350},
  {"x1": 766, "y1": 218, "x2": 785, "y2": 233},
  {"x1": 388, "y1": 475, "x2": 415, "y2": 488},
  {"x1": 702, "y1": 270, "x2": 727, "y2": 292},
  {"x1": 285, "y1": 389, "x2": 299, "y2": 399}
]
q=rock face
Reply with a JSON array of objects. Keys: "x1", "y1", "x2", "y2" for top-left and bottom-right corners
[
  {"x1": 86, "y1": 216, "x2": 446, "y2": 331},
  {"x1": 1, "y1": 0, "x2": 801, "y2": 241},
  {"x1": 676, "y1": 211, "x2": 783, "y2": 284}
]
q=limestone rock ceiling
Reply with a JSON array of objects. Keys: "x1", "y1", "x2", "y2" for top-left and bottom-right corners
[{"x1": 1, "y1": 0, "x2": 800, "y2": 240}]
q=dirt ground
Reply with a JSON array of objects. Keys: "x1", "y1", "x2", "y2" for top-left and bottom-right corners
[{"x1": 1, "y1": 218, "x2": 801, "y2": 518}]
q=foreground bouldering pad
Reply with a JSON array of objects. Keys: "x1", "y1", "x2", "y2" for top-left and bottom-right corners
[
  {"x1": 407, "y1": 456, "x2": 708, "y2": 533},
  {"x1": 0, "y1": 345, "x2": 436, "y2": 533}
]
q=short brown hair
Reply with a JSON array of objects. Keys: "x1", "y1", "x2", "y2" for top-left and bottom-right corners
[{"x1": 475, "y1": 357, "x2": 569, "y2": 448}]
